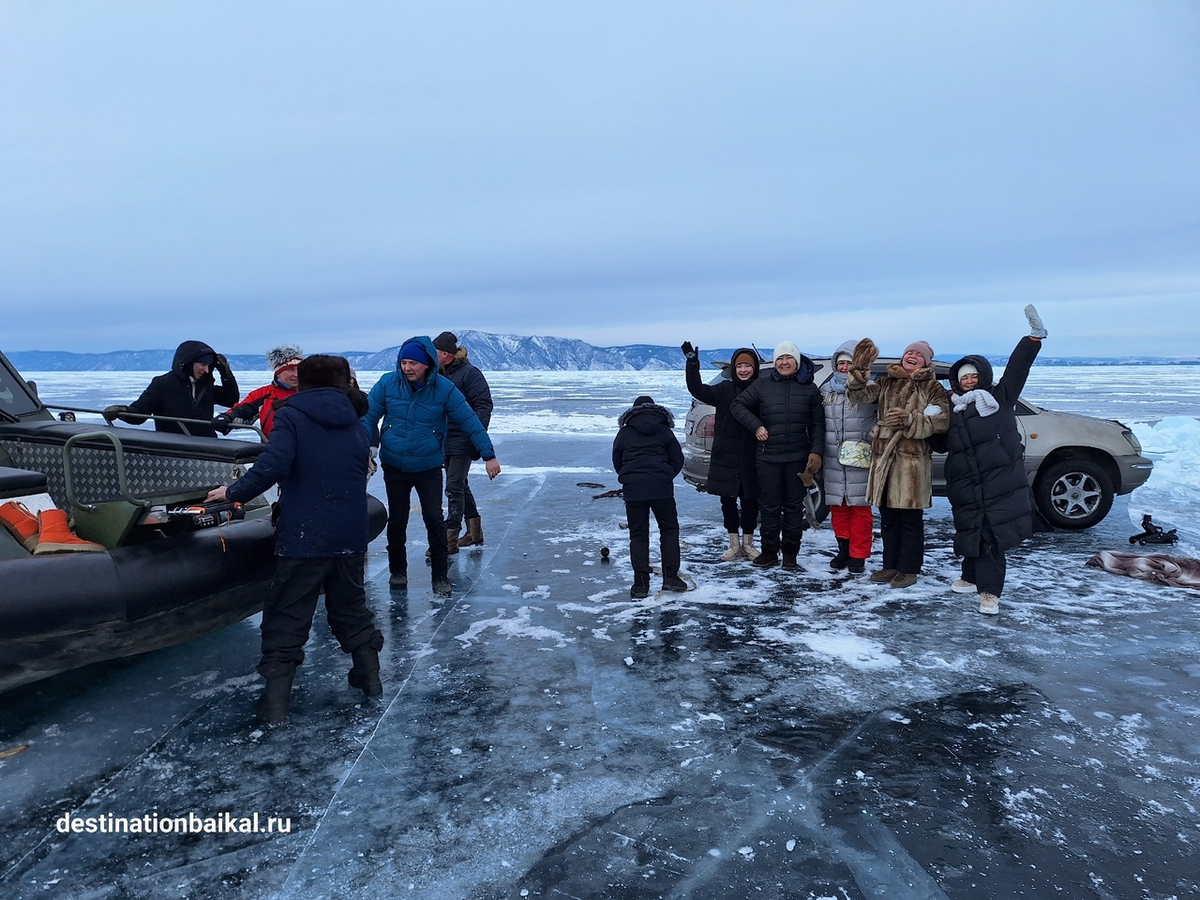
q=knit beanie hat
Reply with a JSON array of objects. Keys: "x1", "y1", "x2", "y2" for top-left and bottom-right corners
[
  {"x1": 732, "y1": 350, "x2": 758, "y2": 368},
  {"x1": 267, "y1": 344, "x2": 304, "y2": 375},
  {"x1": 433, "y1": 331, "x2": 459, "y2": 354},
  {"x1": 399, "y1": 339, "x2": 433, "y2": 368},
  {"x1": 903, "y1": 341, "x2": 934, "y2": 366},
  {"x1": 957, "y1": 362, "x2": 978, "y2": 379},
  {"x1": 773, "y1": 341, "x2": 800, "y2": 362}
]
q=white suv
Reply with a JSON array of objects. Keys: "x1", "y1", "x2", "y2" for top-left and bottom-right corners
[{"x1": 682, "y1": 356, "x2": 1153, "y2": 529}]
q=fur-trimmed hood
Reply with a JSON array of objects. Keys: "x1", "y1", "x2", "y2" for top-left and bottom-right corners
[{"x1": 618, "y1": 399, "x2": 675, "y2": 432}]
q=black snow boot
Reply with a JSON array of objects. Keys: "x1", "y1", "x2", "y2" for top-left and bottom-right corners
[
  {"x1": 630, "y1": 572, "x2": 651, "y2": 599},
  {"x1": 847, "y1": 557, "x2": 866, "y2": 575},
  {"x1": 256, "y1": 670, "x2": 295, "y2": 725},
  {"x1": 348, "y1": 646, "x2": 383, "y2": 697},
  {"x1": 781, "y1": 543, "x2": 804, "y2": 572},
  {"x1": 829, "y1": 538, "x2": 851, "y2": 571},
  {"x1": 662, "y1": 573, "x2": 688, "y2": 592}
]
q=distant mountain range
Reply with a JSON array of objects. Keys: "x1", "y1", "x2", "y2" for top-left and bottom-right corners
[{"x1": 6, "y1": 330, "x2": 1198, "y2": 372}]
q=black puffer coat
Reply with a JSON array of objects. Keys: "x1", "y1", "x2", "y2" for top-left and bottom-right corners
[
  {"x1": 729, "y1": 356, "x2": 824, "y2": 464},
  {"x1": 126, "y1": 340, "x2": 240, "y2": 437},
  {"x1": 684, "y1": 348, "x2": 759, "y2": 499},
  {"x1": 944, "y1": 336, "x2": 1042, "y2": 556},
  {"x1": 440, "y1": 348, "x2": 494, "y2": 459},
  {"x1": 612, "y1": 400, "x2": 684, "y2": 502}
]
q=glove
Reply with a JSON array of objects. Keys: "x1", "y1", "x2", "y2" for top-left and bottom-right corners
[
  {"x1": 212, "y1": 413, "x2": 234, "y2": 436},
  {"x1": 367, "y1": 447, "x2": 378, "y2": 479},
  {"x1": 882, "y1": 407, "x2": 911, "y2": 427},
  {"x1": 1024, "y1": 304, "x2": 1047, "y2": 339},
  {"x1": 849, "y1": 338, "x2": 878, "y2": 381},
  {"x1": 103, "y1": 404, "x2": 130, "y2": 424},
  {"x1": 212, "y1": 353, "x2": 233, "y2": 379},
  {"x1": 680, "y1": 341, "x2": 696, "y2": 359}
]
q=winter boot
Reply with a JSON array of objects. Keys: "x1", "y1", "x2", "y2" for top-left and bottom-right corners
[
  {"x1": 33, "y1": 509, "x2": 105, "y2": 554},
  {"x1": 256, "y1": 670, "x2": 295, "y2": 725},
  {"x1": 751, "y1": 548, "x2": 779, "y2": 568},
  {"x1": 741, "y1": 532, "x2": 761, "y2": 561},
  {"x1": 847, "y1": 557, "x2": 866, "y2": 575},
  {"x1": 662, "y1": 573, "x2": 688, "y2": 592},
  {"x1": 389, "y1": 571, "x2": 408, "y2": 589},
  {"x1": 0, "y1": 501, "x2": 40, "y2": 552},
  {"x1": 458, "y1": 516, "x2": 484, "y2": 547},
  {"x1": 630, "y1": 572, "x2": 651, "y2": 599},
  {"x1": 446, "y1": 527, "x2": 460, "y2": 555},
  {"x1": 829, "y1": 537, "x2": 851, "y2": 571},
  {"x1": 978, "y1": 592, "x2": 1000, "y2": 615},
  {"x1": 869, "y1": 567, "x2": 899, "y2": 584},
  {"x1": 432, "y1": 576, "x2": 453, "y2": 598},
  {"x1": 889, "y1": 572, "x2": 918, "y2": 589},
  {"x1": 781, "y1": 543, "x2": 804, "y2": 572},
  {"x1": 347, "y1": 646, "x2": 383, "y2": 697},
  {"x1": 720, "y1": 533, "x2": 743, "y2": 562}
]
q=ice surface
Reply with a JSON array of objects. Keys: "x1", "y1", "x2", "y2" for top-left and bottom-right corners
[{"x1": 3, "y1": 370, "x2": 1198, "y2": 899}]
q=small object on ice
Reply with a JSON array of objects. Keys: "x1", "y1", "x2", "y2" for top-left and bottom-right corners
[
  {"x1": 600, "y1": 547, "x2": 610, "y2": 560},
  {"x1": 624, "y1": 656, "x2": 634, "y2": 667},
  {"x1": 576, "y1": 482, "x2": 605, "y2": 489},
  {"x1": 786, "y1": 839, "x2": 796, "y2": 852},
  {"x1": 592, "y1": 488, "x2": 623, "y2": 500},
  {"x1": 1128, "y1": 514, "x2": 1178, "y2": 546}
]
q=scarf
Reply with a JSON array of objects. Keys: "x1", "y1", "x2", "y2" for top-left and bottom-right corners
[
  {"x1": 951, "y1": 389, "x2": 1000, "y2": 417},
  {"x1": 826, "y1": 372, "x2": 848, "y2": 395}
]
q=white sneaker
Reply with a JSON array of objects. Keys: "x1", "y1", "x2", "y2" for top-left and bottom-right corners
[
  {"x1": 978, "y1": 592, "x2": 999, "y2": 615},
  {"x1": 951, "y1": 578, "x2": 976, "y2": 594}
]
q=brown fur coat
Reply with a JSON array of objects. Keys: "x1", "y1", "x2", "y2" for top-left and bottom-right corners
[{"x1": 847, "y1": 339, "x2": 949, "y2": 509}]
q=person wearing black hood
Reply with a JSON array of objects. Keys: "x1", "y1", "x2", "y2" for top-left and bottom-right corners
[
  {"x1": 207, "y1": 355, "x2": 382, "y2": 724},
  {"x1": 944, "y1": 305, "x2": 1046, "y2": 616},
  {"x1": 105, "y1": 339, "x2": 239, "y2": 437},
  {"x1": 730, "y1": 341, "x2": 825, "y2": 571},
  {"x1": 613, "y1": 395, "x2": 687, "y2": 598},
  {"x1": 683, "y1": 342, "x2": 762, "y2": 561}
]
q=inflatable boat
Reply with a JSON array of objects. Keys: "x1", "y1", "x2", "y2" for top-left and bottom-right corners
[{"x1": 0, "y1": 351, "x2": 386, "y2": 692}]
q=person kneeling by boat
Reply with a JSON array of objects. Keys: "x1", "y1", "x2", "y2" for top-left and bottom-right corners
[{"x1": 207, "y1": 354, "x2": 383, "y2": 725}]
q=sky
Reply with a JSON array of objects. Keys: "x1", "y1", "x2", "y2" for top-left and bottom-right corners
[{"x1": 1, "y1": 2, "x2": 1198, "y2": 358}]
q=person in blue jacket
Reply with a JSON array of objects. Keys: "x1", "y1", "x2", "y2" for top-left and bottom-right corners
[
  {"x1": 206, "y1": 355, "x2": 382, "y2": 725},
  {"x1": 363, "y1": 336, "x2": 501, "y2": 597}
]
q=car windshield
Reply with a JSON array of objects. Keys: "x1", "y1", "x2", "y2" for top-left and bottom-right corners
[{"x1": 0, "y1": 357, "x2": 43, "y2": 418}]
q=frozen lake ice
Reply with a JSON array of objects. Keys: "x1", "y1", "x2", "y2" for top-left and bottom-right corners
[{"x1": 2, "y1": 368, "x2": 1199, "y2": 899}]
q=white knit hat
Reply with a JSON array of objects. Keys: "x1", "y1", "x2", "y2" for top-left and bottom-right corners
[
  {"x1": 773, "y1": 341, "x2": 800, "y2": 362},
  {"x1": 957, "y1": 363, "x2": 979, "y2": 379}
]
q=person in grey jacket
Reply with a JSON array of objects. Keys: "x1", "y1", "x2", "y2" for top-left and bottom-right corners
[
  {"x1": 820, "y1": 340, "x2": 878, "y2": 574},
  {"x1": 730, "y1": 341, "x2": 825, "y2": 571}
]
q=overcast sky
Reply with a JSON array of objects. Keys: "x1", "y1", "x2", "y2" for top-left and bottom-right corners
[{"x1": 2, "y1": 2, "x2": 1197, "y2": 358}]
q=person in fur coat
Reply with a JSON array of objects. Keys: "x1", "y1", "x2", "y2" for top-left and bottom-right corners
[
  {"x1": 820, "y1": 340, "x2": 879, "y2": 575},
  {"x1": 847, "y1": 337, "x2": 949, "y2": 588},
  {"x1": 217, "y1": 345, "x2": 304, "y2": 438},
  {"x1": 683, "y1": 342, "x2": 761, "y2": 561},
  {"x1": 944, "y1": 306, "x2": 1046, "y2": 615}
]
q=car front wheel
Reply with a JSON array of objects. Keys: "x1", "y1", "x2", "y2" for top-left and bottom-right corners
[{"x1": 1034, "y1": 458, "x2": 1114, "y2": 530}]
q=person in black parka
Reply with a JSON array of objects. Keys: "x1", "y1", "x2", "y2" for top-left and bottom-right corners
[
  {"x1": 612, "y1": 395, "x2": 687, "y2": 598},
  {"x1": 106, "y1": 340, "x2": 240, "y2": 437},
  {"x1": 683, "y1": 342, "x2": 761, "y2": 561},
  {"x1": 944, "y1": 305, "x2": 1047, "y2": 616},
  {"x1": 730, "y1": 341, "x2": 825, "y2": 571}
]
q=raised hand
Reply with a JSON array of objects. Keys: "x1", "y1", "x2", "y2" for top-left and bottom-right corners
[
  {"x1": 680, "y1": 341, "x2": 696, "y2": 358},
  {"x1": 1024, "y1": 304, "x2": 1047, "y2": 339}
]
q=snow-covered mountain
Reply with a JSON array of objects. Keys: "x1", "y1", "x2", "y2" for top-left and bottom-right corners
[{"x1": 5, "y1": 331, "x2": 1198, "y2": 372}]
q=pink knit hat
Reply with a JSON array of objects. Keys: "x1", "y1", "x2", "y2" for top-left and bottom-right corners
[{"x1": 903, "y1": 341, "x2": 934, "y2": 366}]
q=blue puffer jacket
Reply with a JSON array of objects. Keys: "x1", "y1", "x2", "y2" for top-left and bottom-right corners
[
  {"x1": 225, "y1": 387, "x2": 370, "y2": 558},
  {"x1": 362, "y1": 335, "x2": 496, "y2": 472}
]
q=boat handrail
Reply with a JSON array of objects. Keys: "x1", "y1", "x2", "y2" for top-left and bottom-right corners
[
  {"x1": 63, "y1": 430, "x2": 154, "y2": 511},
  {"x1": 43, "y1": 404, "x2": 266, "y2": 442}
]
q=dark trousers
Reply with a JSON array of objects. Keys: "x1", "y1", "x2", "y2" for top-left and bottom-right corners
[
  {"x1": 879, "y1": 506, "x2": 925, "y2": 574},
  {"x1": 258, "y1": 555, "x2": 381, "y2": 677},
  {"x1": 755, "y1": 458, "x2": 807, "y2": 554},
  {"x1": 382, "y1": 463, "x2": 447, "y2": 580},
  {"x1": 443, "y1": 454, "x2": 479, "y2": 531},
  {"x1": 961, "y1": 521, "x2": 1007, "y2": 596},
  {"x1": 719, "y1": 492, "x2": 759, "y2": 534},
  {"x1": 625, "y1": 498, "x2": 681, "y2": 578}
]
